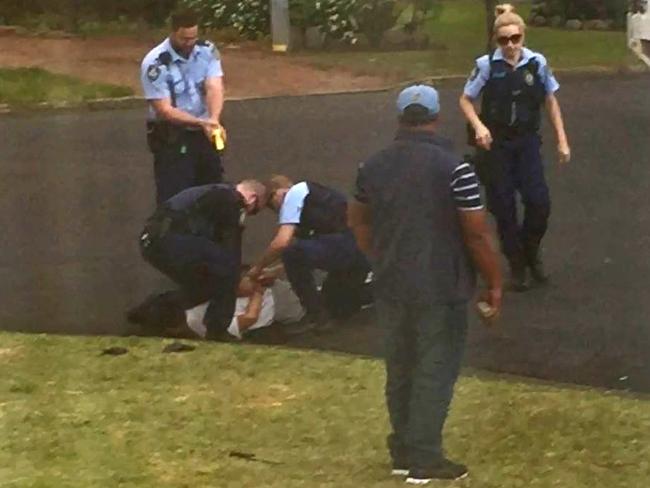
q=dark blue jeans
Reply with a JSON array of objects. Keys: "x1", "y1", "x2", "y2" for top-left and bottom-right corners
[
  {"x1": 484, "y1": 133, "x2": 551, "y2": 262},
  {"x1": 281, "y1": 232, "x2": 370, "y2": 320},
  {"x1": 141, "y1": 232, "x2": 239, "y2": 339},
  {"x1": 153, "y1": 130, "x2": 223, "y2": 204},
  {"x1": 377, "y1": 298, "x2": 468, "y2": 468}
]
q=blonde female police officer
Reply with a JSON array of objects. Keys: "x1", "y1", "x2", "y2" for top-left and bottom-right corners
[
  {"x1": 459, "y1": 8, "x2": 570, "y2": 290},
  {"x1": 141, "y1": 9, "x2": 226, "y2": 203}
]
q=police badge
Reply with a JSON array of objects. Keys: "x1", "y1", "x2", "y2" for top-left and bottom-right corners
[
  {"x1": 147, "y1": 64, "x2": 160, "y2": 82},
  {"x1": 524, "y1": 71, "x2": 534, "y2": 86}
]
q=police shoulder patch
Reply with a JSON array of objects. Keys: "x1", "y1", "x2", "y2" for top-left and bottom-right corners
[
  {"x1": 146, "y1": 64, "x2": 161, "y2": 81},
  {"x1": 468, "y1": 67, "x2": 479, "y2": 82}
]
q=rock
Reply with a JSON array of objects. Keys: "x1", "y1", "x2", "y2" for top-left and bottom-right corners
[
  {"x1": 304, "y1": 26, "x2": 325, "y2": 50},
  {"x1": 380, "y1": 28, "x2": 428, "y2": 50},
  {"x1": 350, "y1": 33, "x2": 370, "y2": 50},
  {"x1": 535, "y1": 2, "x2": 551, "y2": 16},
  {"x1": 381, "y1": 28, "x2": 411, "y2": 49},
  {"x1": 323, "y1": 35, "x2": 347, "y2": 50},
  {"x1": 0, "y1": 25, "x2": 18, "y2": 36},
  {"x1": 565, "y1": 19, "x2": 583, "y2": 30},
  {"x1": 412, "y1": 31, "x2": 430, "y2": 49},
  {"x1": 550, "y1": 15, "x2": 564, "y2": 28},
  {"x1": 43, "y1": 30, "x2": 75, "y2": 39},
  {"x1": 532, "y1": 15, "x2": 548, "y2": 27},
  {"x1": 583, "y1": 19, "x2": 610, "y2": 31},
  {"x1": 289, "y1": 26, "x2": 304, "y2": 51}
]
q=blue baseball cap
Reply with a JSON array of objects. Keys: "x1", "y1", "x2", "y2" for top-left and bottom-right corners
[{"x1": 396, "y1": 84, "x2": 440, "y2": 116}]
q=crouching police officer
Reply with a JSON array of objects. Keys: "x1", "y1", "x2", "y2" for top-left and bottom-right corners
[
  {"x1": 140, "y1": 9, "x2": 227, "y2": 203},
  {"x1": 248, "y1": 175, "x2": 370, "y2": 332},
  {"x1": 137, "y1": 180, "x2": 267, "y2": 340},
  {"x1": 459, "y1": 9, "x2": 570, "y2": 290}
]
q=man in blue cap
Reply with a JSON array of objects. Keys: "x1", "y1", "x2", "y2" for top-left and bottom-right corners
[{"x1": 349, "y1": 84, "x2": 502, "y2": 484}]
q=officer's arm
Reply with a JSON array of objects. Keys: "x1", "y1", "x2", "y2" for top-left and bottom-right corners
[
  {"x1": 251, "y1": 225, "x2": 297, "y2": 275},
  {"x1": 149, "y1": 98, "x2": 214, "y2": 129},
  {"x1": 459, "y1": 94, "x2": 481, "y2": 129},
  {"x1": 545, "y1": 93, "x2": 571, "y2": 164},
  {"x1": 205, "y1": 76, "x2": 225, "y2": 123},
  {"x1": 348, "y1": 200, "x2": 374, "y2": 258},
  {"x1": 457, "y1": 209, "x2": 503, "y2": 310}
]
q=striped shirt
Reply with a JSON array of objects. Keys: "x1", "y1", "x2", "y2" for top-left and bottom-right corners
[{"x1": 450, "y1": 162, "x2": 483, "y2": 211}]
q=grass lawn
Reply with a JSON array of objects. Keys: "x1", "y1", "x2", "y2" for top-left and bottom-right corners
[
  {"x1": 1, "y1": 331, "x2": 649, "y2": 487},
  {"x1": 295, "y1": 0, "x2": 639, "y2": 81},
  {"x1": 0, "y1": 68, "x2": 133, "y2": 108}
]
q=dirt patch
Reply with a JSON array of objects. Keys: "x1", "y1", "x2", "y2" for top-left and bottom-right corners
[
  {"x1": 0, "y1": 34, "x2": 390, "y2": 99},
  {"x1": 0, "y1": 346, "x2": 24, "y2": 361}
]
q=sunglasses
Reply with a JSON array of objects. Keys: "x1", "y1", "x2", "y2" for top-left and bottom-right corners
[{"x1": 496, "y1": 33, "x2": 523, "y2": 46}]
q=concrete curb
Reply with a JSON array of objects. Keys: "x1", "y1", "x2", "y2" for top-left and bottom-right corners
[{"x1": 1, "y1": 66, "x2": 647, "y2": 115}]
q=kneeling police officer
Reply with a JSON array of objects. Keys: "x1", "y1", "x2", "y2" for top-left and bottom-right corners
[
  {"x1": 248, "y1": 175, "x2": 370, "y2": 332},
  {"x1": 136, "y1": 180, "x2": 267, "y2": 340}
]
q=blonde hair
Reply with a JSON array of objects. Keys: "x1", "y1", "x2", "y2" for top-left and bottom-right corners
[
  {"x1": 495, "y1": 3, "x2": 515, "y2": 17},
  {"x1": 494, "y1": 11, "x2": 526, "y2": 33}
]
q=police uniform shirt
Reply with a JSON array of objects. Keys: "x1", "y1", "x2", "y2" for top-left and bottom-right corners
[
  {"x1": 463, "y1": 47, "x2": 559, "y2": 100},
  {"x1": 278, "y1": 182, "x2": 310, "y2": 225},
  {"x1": 164, "y1": 183, "x2": 246, "y2": 244},
  {"x1": 140, "y1": 37, "x2": 223, "y2": 120}
]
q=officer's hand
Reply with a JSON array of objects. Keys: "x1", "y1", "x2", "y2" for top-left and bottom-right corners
[
  {"x1": 475, "y1": 125, "x2": 493, "y2": 151},
  {"x1": 257, "y1": 271, "x2": 277, "y2": 287},
  {"x1": 247, "y1": 265, "x2": 263, "y2": 281},
  {"x1": 558, "y1": 141, "x2": 571, "y2": 165},
  {"x1": 200, "y1": 119, "x2": 220, "y2": 141},
  {"x1": 476, "y1": 287, "x2": 502, "y2": 327}
]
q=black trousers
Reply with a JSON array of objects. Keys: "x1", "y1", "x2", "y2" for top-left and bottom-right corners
[
  {"x1": 152, "y1": 130, "x2": 223, "y2": 203},
  {"x1": 141, "y1": 232, "x2": 239, "y2": 339}
]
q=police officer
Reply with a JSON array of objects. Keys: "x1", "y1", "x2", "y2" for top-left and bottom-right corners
[
  {"x1": 459, "y1": 9, "x2": 571, "y2": 290},
  {"x1": 349, "y1": 85, "x2": 502, "y2": 483},
  {"x1": 248, "y1": 175, "x2": 370, "y2": 332},
  {"x1": 136, "y1": 180, "x2": 267, "y2": 340},
  {"x1": 141, "y1": 9, "x2": 226, "y2": 203}
]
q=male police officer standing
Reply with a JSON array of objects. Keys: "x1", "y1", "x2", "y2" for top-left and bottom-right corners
[
  {"x1": 137, "y1": 180, "x2": 267, "y2": 340},
  {"x1": 349, "y1": 85, "x2": 502, "y2": 483},
  {"x1": 459, "y1": 9, "x2": 570, "y2": 290},
  {"x1": 248, "y1": 175, "x2": 370, "y2": 332},
  {"x1": 141, "y1": 9, "x2": 226, "y2": 203}
]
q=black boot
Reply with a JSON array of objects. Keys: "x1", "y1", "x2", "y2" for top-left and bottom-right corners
[
  {"x1": 525, "y1": 242, "x2": 549, "y2": 285},
  {"x1": 508, "y1": 255, "x2": 530, "y2": 292}
]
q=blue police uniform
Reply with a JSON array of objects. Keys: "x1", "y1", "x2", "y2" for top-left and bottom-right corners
[
  {"x1": 464, "y1": 47, "x2": 558, "y2": 274},
  {"x1": 279, "y1": 181, "x2": 370, "y2": 323},
  {"x1": 138, "y1": 183, "x2": 245, "y2": 339},
  {"x1": 141, "y1": 38, "x2": 225, "y2": 203}
]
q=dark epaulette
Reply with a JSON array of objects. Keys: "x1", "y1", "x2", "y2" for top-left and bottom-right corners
[
  {"x1": 196, "y1": 39, "x2": 218, "y2": 56},
  {"x1": 157, "y1": 51, "x2": 172, "y2": 66}
]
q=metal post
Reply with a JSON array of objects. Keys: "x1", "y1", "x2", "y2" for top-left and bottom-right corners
[{"x1": 271, "y1": 0, "x2": 290, "y2": 52}]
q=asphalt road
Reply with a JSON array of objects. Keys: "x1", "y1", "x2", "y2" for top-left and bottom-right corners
[{"x1": 1, "y1": 73, "x2": 649, "y2": 392}]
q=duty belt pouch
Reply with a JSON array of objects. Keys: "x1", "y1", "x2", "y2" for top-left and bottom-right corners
[{"x1": 146, "y1": 121, "x2": 182, "y2": 154}]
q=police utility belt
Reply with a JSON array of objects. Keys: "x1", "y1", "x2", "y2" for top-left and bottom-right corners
[
  {"x1": 140, "y1": 207, "x2": 204, "y2": 250},
  {"x1": 146, "y1": 120, "x2": 200, "y2": 153}
]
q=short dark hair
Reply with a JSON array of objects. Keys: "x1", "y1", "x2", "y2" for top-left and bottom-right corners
[
  {"x1": 399, "y1": 105, "x2": 438, "y2": 127},
  {"x1": 171, "y1": 9, "x2": 199, "y2": 31}
]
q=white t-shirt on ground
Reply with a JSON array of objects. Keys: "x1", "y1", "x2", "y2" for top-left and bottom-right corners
[{"x1": 184, "y1": 280, "x2": 305, "y2": 339}]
